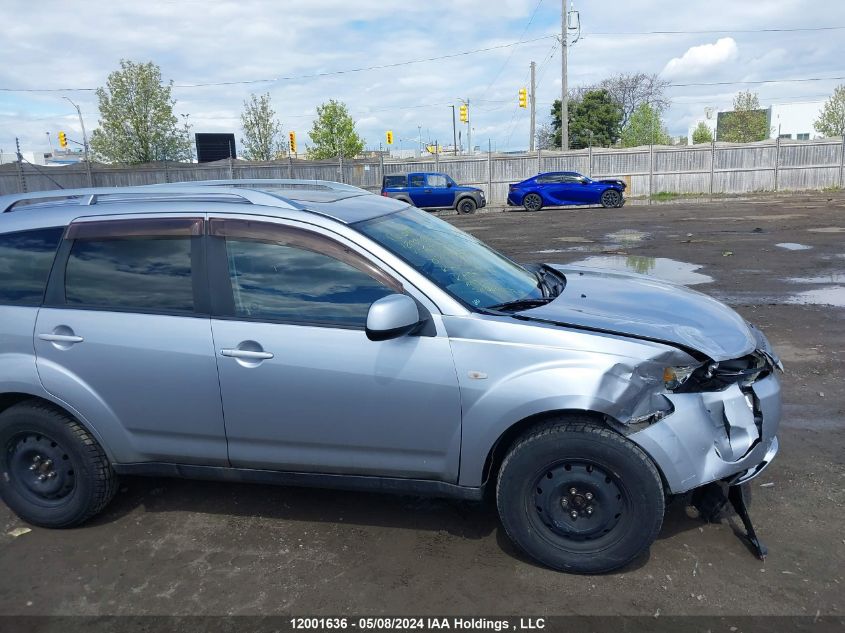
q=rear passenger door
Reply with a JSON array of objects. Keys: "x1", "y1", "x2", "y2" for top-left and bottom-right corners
[
  {"x1": 0, "y1": 226, "x2": 64, "y2": 394},
  {"x1": 34, "y1": 216, "x2": 228, "y2": 466}
]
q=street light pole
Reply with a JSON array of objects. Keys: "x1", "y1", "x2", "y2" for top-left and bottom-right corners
[{"x1": 63, "y1": 96, "x2": 93, "y2": 187}]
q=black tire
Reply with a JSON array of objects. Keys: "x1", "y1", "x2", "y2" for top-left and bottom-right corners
[
  {"x1": 523, "y1": 193, "x2": 543, "y2": 212},
  {"x1": 496, "y1": 417, "x2": 664, "y2": 574},
  {"x1": 0, "y1": 401, "x2": 117, "y2": 528},
  {"x1": 601, "y1": 189, "x2": 622, "y2": 208},
  {"x1": 457, "y1": 197, "x2": 477, "y2": 214}
]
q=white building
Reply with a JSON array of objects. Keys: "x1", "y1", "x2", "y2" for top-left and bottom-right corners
[
  {"x1": 769, "y1": 101, "x2": 825, "y2": 140},
  {"x1": 688, "y1": 100, "x2": 827, "y2": 144}
]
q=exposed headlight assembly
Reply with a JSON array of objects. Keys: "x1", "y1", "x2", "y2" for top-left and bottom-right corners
[{"x1": 663, "y1": 365, "x2": 698, "y2": 391}]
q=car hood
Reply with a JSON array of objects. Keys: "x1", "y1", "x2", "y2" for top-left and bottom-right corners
[{"x1": 516, "y1": 265, "x2": 756, "y2": 361}]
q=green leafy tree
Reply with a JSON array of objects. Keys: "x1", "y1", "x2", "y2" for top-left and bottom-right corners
[
  {"x1": 620, "y1": 103, "x2": 671, "y2": 147},
  {"x1": 90, "y1": 60, "x2": 192, "y2": 164},
  {"x1": 307, "y1": 100, "x2": 365, "y2": 159},
  {"x1": 692, "y1": 121, "x2": 714, "y2": 144},
  {"x1": 567, "y1": 89, "x2": 623, "y2": 149},
  {"x1": 240, "y1": 93, "x2": 285, "y2": 161},
  {"x1": 718, "y1": 91, "x2": 769, "y2": 143},
  {"x1": 814, "y1": 85, "x2": 845, "y2": 138}
]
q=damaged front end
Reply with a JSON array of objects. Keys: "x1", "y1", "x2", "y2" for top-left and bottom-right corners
[{"x1": 611, "y1": 329, "x2": 783, "y2": 559}]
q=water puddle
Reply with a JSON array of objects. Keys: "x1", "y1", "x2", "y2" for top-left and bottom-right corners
[
  {"x1": 787, "y1": 272, "x2": 845, "y2": 284},
  {"x1": 567, "y1": 255, "x2": 713, "y2": 285},
  {"x1": 605, "y1": 229, "x2": 650, "y2": 246},
  {"x1": 786, "y1": 287, "x2": 845, "y2": 308},
  {"x1": 776, "y1": 242, "x2": 812, "y2": 251}
]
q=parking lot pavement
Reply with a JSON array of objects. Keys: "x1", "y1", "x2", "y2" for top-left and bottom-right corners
[{"x1": 1, "y1": 192, "x2": 843, "y2": 617}]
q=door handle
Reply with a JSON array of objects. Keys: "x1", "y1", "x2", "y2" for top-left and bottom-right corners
[
  {"x1": 38, "y1": 334, "x2": 84, "y2": 344},
  {"x1": 221, "y1": 349, "x2": 274, "y2": 361}
]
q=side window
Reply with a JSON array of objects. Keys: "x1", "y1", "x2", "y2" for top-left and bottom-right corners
[
  {"x1": 211, "y1": 220, "x2": 399, "y2": 327},
  {"x1": 62, "y1": 218, "x2": 201, "y2": 313},
  {"x1": 427, "y1": 174, "x2": 448, "y2": 188},
  {"x1": 0, "y1": 227, "x2": 64, "y2": 305},
  {"x1": 408, "y1": 174, "x2": 425, "y2": 187},
  {"x1": 535, "y1": 175, "x2": 560, "y2": 184},
  {"x1": 383, "y1": 175, "x2": 406, "y2": 188}
]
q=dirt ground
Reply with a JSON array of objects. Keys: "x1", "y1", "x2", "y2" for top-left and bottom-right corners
[{"x1": 1, "y1": 192, "x2": 843, "y2": 617}]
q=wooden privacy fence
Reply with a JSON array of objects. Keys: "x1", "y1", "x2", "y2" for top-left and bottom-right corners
[{"x1": 3, "y1": 137, "x2": 844, "y2": 202}]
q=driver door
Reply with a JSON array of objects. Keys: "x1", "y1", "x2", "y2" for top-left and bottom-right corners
[{"x1": 207, "y1": 217, "x2": 463, "y2": 482}]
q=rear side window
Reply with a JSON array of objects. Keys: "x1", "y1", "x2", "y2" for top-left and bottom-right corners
[
  {"x1": 383, "y1": 175, "x2": 406, "y2": 188},
  {"x1": 62, "y1": 218, "x2": 202, "y2": 314},
  {"x1": 408, "y1": 174, "x2": 425, "y2": 187},
  {"x1": 0, "y1": 227, "x2": 64, "y2": 305}
]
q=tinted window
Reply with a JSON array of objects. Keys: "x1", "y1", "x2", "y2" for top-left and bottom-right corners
[
  {"x1": 383, "y1": 175, "x2": 406, "y2": 188},
  {"x1": 535, "y1": 174, "x2": 562, "y2": 184},
  {"x1": 0, "y1": 227, "x2": 63, "y2": 305},
  {"x1": 226, "y1": 239, "x2": 393, "y2": 326},
  {"x1": 408, "y1": 174, "x2": 425, "y2": 187},
  {"x1": 427, "y1": 174, "x2": 448, "y2": 188},
  {"x1": 65, "y1": 237, "x2": 194, "y2": 312}
]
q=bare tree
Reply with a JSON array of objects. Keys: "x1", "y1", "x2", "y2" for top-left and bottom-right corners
[{"x1": 598, "y1": 73, "x2": 671, "y2": 128}]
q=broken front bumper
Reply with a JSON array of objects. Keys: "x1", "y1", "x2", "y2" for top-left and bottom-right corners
[{"x1": 627, "y1": 372, "x2": 781, "y2": 494}]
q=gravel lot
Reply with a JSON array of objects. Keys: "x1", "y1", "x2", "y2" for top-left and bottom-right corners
[{"x1": 1, "y1": 192, "x2": 843, "y2": 617}]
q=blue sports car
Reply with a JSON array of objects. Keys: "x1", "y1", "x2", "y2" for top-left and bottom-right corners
[{"x1": 507, "y1": 171, "x2": 626, "y2": 211}]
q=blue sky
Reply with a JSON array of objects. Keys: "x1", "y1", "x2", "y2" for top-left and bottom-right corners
[{"x1": 2, "y1": 0, "x2": 844, "y2": 156}]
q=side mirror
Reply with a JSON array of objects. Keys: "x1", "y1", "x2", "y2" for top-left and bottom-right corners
[
  {"x1": 581, "y1": 180, "x2": 589, "y2": 185},
  {"x1": 366, "y1": 294, "x2": 422, "y2": 341},
  {"x1": 447, "y1": 181, "x2": 454, "y2": 188}
]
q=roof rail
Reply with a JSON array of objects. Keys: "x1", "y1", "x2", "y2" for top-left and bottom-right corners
[
  {"x1": 0, "y1": 185, "x2": 304, "y2": 214},
  {"x1": 150, "y1": 179, "x2": 372, "y2": 194}
]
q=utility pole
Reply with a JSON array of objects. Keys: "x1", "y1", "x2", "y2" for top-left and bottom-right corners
[
  {"x1": 63, "y1": 96, "x2": 93, "y2": 187},
  {"x1": 15, "y1": 137, "x2": 27, "y2": 193},
  {"x1": 529, "y1": 61, "x2": 537, "y2": 152},
  {"x1": 561, "y1": 0, "x2": 569, "y2": 151},
  {"x1": 466, "y1": 99, "x2": 472, "y2": 156},
  {"x1": 451, "y1": 106, "x2": 458, "y2": 155}
]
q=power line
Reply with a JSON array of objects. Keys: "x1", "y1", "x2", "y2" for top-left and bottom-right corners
[
  {"x1": 668, "y1": 75, "x2": 845, "y2": 87},
  {"x1": 584, "y1": 25, "x2": 845, "y2": 36},
  {"x1": 0, "y1": 35, "x2": 556, "y2": 93},
  {"x1": 480, "y1": 0, "x2": 544, "y2": 99}
]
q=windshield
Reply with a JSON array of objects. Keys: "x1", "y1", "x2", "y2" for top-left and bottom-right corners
[{"x1": 355, "y1": 208, "x2": 543, "y2": 309}]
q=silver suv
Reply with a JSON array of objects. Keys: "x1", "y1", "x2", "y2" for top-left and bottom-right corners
[{"x1": 0, "y1": 181, "x2": 781, "y2": 573}]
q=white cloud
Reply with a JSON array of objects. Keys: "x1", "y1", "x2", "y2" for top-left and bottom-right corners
[{"x1": 662, "y1": 38, "x2": 739, "y2": 79}]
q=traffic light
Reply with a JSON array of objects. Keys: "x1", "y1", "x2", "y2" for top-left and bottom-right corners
[
  {"x1": 58, "y1": 131, "x2": 67, "y2": 148},
  {"x1": 386, "y1": 130, "x2": 394, "y2": 145},
  {"x1": 459, "y1": 104, "x2": 468, "y2": 123},
  {"x1": 518, "y1": 88, "x2": 528, "y2": 108},
  {"x1": 288, "y1": 131, "x2": 297, "y2": 155}
]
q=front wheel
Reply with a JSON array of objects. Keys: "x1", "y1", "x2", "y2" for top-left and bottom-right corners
[
  {"x1": 496, "y1": 418, "x2": 664, "y2": 573},
  {"x1": 600, "y1": 189, "x2": 622, "y2": 208},
  {"x1": 523, "y1": 193, "x2": 543, "y2": 212},
  {"x1": 0, "y1": 402, "x2": 117, "y2": 528},
  {"x1": 457, "y1": 198, "x2": 477, "y2": 214}
]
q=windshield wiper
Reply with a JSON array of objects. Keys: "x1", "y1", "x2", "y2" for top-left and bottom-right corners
[{"x1": 486, "y1": 297, "x2": 555, "y2": 312}]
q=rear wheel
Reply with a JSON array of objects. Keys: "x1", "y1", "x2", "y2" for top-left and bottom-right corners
[
  {"x1": 0, "y1": 402, "x2": 117, "y2": 528},
  {"x1": 523, "y1": 193, "x2": 543, "y2": 212},
  {"x1": 457, "y1": 198, "x2": 477, "y2": 214},
  {"x1": 496, "y1": 418, "x2": 664, "y2": 573},
  {"x1": 600, "y1": 189, "x2": 622, "y2": 208}
]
